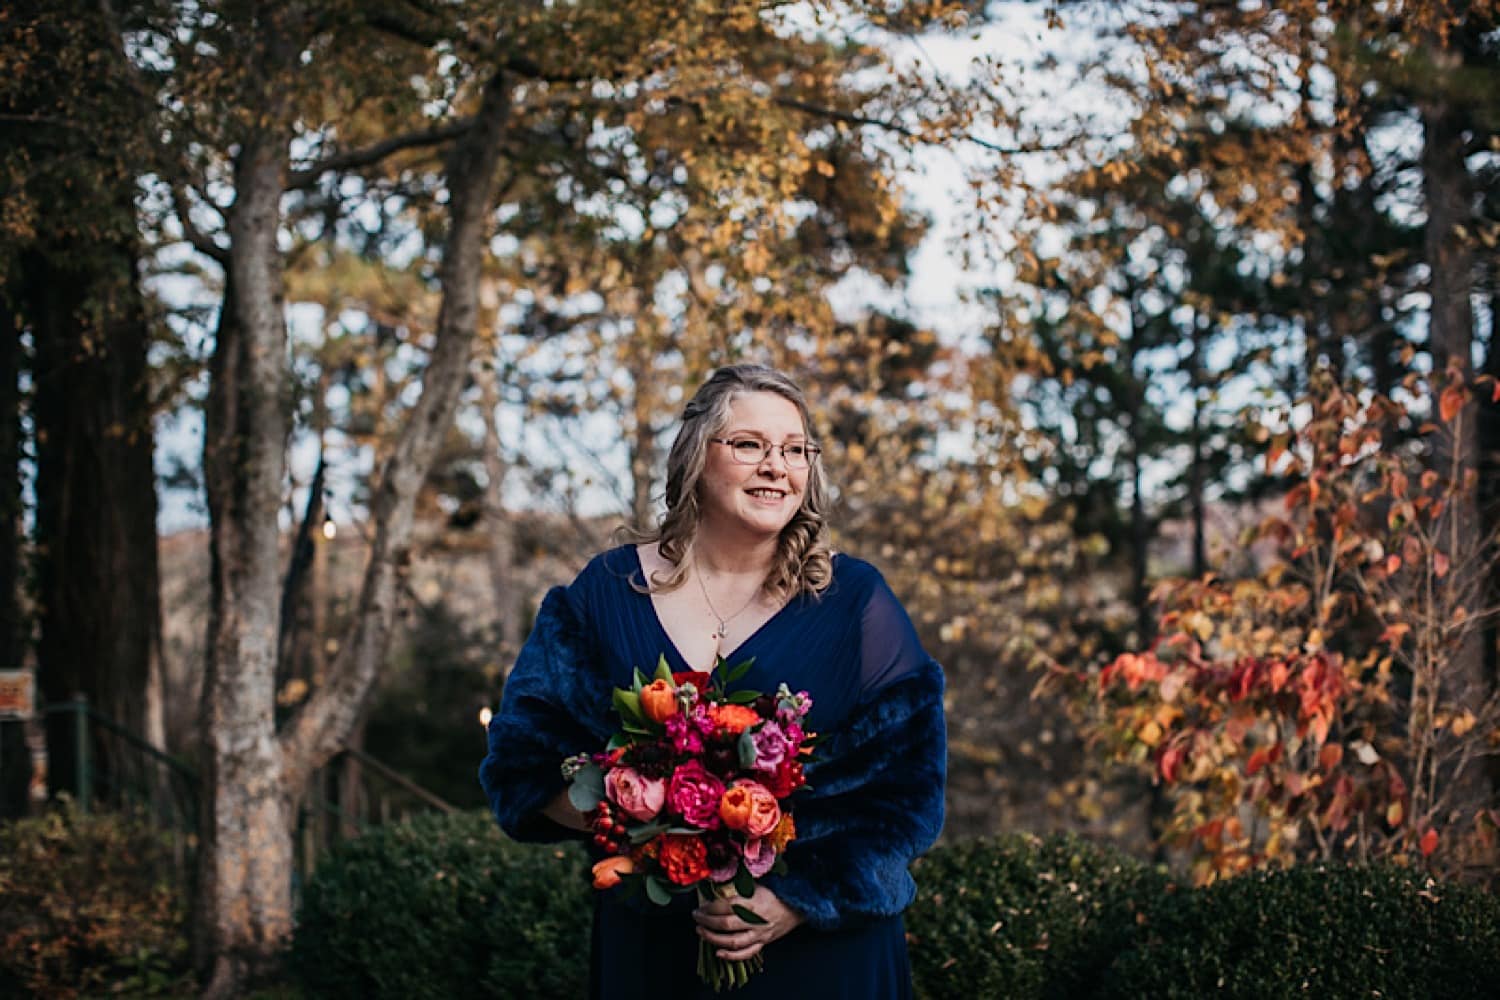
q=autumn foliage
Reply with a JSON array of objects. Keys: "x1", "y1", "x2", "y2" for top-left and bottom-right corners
[{"x1": 1072, "y1": 366, "x2": 1500, "y2": 883}]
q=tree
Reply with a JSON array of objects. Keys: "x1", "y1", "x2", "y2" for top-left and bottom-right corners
[{"x1": 2, "y1": 0, "x2": 166, "y2": 803}]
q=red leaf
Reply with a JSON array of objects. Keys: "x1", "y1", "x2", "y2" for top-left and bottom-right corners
[
  {"x1": 1439, "y1": 385, "x2": 1464, "y2": 423},
  {"x1": 1420, "y1": 828, "x2": 1439, "y2": 857}
]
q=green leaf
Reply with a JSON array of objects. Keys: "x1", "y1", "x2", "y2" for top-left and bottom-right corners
[
  {"x1": 632, "y1": 668, "x2": 648, "y2": 695},
  {"x1": 655, "y1": 654, "x2": 674, "y2": 683},
  {"x1": 731, "y1": 904, "x2": 767, "y2": 925},
  {"x1": 613, "y1": 688, "x2": 645, "y2": 725},
  {"x1": 722, "y1": 657, "x2": 755, "y2": 687},
  {"x1": 606, "y1": 732, "x2": 631, "y2": 751},
  {"x1": 734, "y1": 864, "x2": 755, "y2": 899},
  {"x1": 645, "y1": 875, "x2": 673, "y2": 906},
  {"x1": 725, "y1": 689, "x2": 760, "y2": 704}
]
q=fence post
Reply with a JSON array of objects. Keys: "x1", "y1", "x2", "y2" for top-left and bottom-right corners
[{"x1": 72, "y1": 695, "x2": 90, "y2": 813}]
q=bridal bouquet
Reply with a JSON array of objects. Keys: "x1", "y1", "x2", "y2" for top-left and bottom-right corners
[{"x1": 562, "y1": 656, "x2": 814, "y2": 992}]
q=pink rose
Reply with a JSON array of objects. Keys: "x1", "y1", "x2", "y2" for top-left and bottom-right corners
[
  {"x1": 604, "y1": 766, "x2": 665, "y2": 822},
  {"x1": 741, "y1": 837, "x2": 777, "y2": 877},
  {"x1": 667, "y1": 760, "x2": 725, "y2": 829}
]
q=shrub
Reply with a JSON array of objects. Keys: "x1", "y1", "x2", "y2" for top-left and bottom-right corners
[
  {"x1": 1100, "y1": 863, "x2": 1500, "y2": 999},
  {"x1": 0, "y1": 801, "x2": 191, "y2": 998},
  {"x1": 906, "y1": 833, "x2": 1168, "y2": 999},
  {"x1": 292, "y1": 811, "x2": 590, "y2": 999}
]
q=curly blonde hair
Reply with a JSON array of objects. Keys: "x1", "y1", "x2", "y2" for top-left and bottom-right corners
[{"x1": 631, "y1": 364, "x2": 833, "y2": 602}]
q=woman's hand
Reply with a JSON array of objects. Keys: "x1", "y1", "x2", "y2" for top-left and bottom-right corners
[
  {"x1": 692, "y1": 886, "x2": 803, "y2": 961},
  {"x1": 541, "y1": 788, "x2": 590, "y2": 832}
]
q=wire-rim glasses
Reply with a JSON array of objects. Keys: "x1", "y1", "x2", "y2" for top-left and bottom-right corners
[{"x1": 710, "y1": 437, "x2": 822, "y2": 469}]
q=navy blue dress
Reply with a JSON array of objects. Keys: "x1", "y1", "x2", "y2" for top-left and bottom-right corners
[{"x1": 481, "y1": 545, "x2": 946, "y2": 1000}]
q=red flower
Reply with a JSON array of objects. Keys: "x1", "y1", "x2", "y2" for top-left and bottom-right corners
[
  {"x1": 673, "y1": 670, "x2": 714, "y2": 691},
  {"x1": 763, "y1": 759, "x2": 805, "y2": 798},
  {"x1": 657, "y1": 834, "x2": 710, "y2": 885}
]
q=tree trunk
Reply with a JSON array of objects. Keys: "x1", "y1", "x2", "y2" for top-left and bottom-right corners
[
  {"x1": 1420, "y1": 94, "x2": 1487, "y2": 816},
  {"x1": 477, "y1": 359, "x2": 519, "y2": 657},
  {"x1": 197, "y1": 112, "x2": 297, "y2": 993},
  {"x1": 27, "y1": 240, "x2": 162, "y2": 801},
  {"x1": 277, "y1": 68, "x2": 514, "y2": 793},
  {"x1": 0, "y1": 280, "x2": 27, "y2": 819},
  {"x1": 1188, "y1": 319, "x2": 1207, "y2": 578}
]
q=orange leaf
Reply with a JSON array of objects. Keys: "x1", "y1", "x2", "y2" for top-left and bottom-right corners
[
  {"x1": 1420, "y1": 828, "x2": 1439, "y2": 857},
  {"x1": 1318, "y1": 743, "x2": 1344, "y2": 772},
  {"x1": 1386, "y1": 800, "x2": 1404, "y2": 827},
  {"x1": 1433, "y1": 552, "x2": 1450, "y2": 579},
  {"x1": 1439, "y1": 385, "x2": 1464, "y2": 423},
  {"x1": 1385, "y1": 554, "x2": 1402, "y2": 575}
]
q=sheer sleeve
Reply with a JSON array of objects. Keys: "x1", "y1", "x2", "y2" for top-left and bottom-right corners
[
  {"x1": 858, "y1": 571, "x2": 931, "y2": 695},
  {"x1": 762, "y1": 566, "x2": 947, "y2": 929},
  {"x1": 478, "y1": 584, "x2": 611, "y2": 843}
]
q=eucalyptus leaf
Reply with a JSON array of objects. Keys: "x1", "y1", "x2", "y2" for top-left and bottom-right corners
[
  {"x1": 568, "y1": 761, "x2": 604, "y2": 813},
  {"x1": 731, "y1": 904, "x2": 768, "y2": 925},
  {"x1": 629, "y1": 822, "x2": 668, "y2": 844},
  {"x1": 737, "y1": 731, "x2": 758, "y2": 769},
  {"x1": 645, "y1": 876, "x2": 672, "y2": 906}
]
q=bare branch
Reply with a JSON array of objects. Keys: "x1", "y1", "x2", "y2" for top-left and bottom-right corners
[
  {"x1": 169, "y1": 184, "x2": 230, "y2": 266},
  {"x1": 772, "y1": 96, "x2": 1073, "y2": 155},
  {"x1": 285, "y1": 119, "x2": 476, "y2": 190}
]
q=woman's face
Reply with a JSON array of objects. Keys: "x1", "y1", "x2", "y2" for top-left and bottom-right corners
[{"x1": 698, "y1": 391, "x2": 810, "y2": 542}]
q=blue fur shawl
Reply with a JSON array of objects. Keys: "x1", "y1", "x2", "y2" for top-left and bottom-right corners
[{"x1": 479, "y1": 584, "x2": 947, "y2": 931}]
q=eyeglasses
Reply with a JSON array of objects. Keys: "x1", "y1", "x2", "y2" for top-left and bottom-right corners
[{"x1": 710, "y1": 437, "x2": 822, "y2": 469}]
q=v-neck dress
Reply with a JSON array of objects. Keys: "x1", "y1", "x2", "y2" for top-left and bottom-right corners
[{"x1": 482, "y1": 544, "x2": 946, "y2": 1000}]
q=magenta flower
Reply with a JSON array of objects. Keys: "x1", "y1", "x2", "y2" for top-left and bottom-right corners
[
  {"x1": 667, "y1": 759, "x2": 725, "y2": 829},
  {"x1": 665, "y1": 712, "x2": 704, "y2": 754}
]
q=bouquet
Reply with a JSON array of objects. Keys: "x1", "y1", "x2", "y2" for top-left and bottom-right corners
[{"x1": 562, "y1": 655, "x2": 815, "y2": 992}]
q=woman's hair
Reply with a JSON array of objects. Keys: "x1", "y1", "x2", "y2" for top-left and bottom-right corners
[{"x1": 631, "y1": 364, "x2": 833, "y2": 602}]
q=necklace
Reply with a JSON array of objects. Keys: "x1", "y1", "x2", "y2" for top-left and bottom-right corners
[{"x1": 694, "y1": 561, "x2": 761, "y2": 648}]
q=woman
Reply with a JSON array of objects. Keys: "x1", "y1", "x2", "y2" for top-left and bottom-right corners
[{"x1": 480, "y1": 364, "x2": 946, "y2": 999}]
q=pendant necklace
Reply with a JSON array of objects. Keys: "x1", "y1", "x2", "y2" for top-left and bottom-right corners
[{"x1": 695, "y1": 561, "x2": 760, "y2": 651}]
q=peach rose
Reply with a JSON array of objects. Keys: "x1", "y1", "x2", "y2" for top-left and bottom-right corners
[
  {"x1": 592, "y1": 855, "x2": 635, "y2": 889},
  {"x1": 640, "y1": 678, "x2": 679, "y2": 723},
  {"x1": 718, "y1": 779, "x2": 780, "y2": 837}
]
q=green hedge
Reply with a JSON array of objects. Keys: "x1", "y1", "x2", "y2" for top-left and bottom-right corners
[
  {"x1": 291, "y1": 811, "x2": 590, "y2": 999},
  {"x1": 292, "y1": 813, "x2": 1500, "y2": 1000},
  {"x1": 1099, "y1": 863, "x2": 1500, "y2": 999},
  {"x1": 906, "y1": 833, "x2": 1167, "y2": 999}
]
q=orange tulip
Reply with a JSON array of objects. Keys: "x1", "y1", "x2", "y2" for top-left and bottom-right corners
[
  {"x1": 591, "y1": 855, "x2": 635, "y2": 889},
  {"x1": 640, "y1": 678, "x2": 678, "y2": 723}
]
